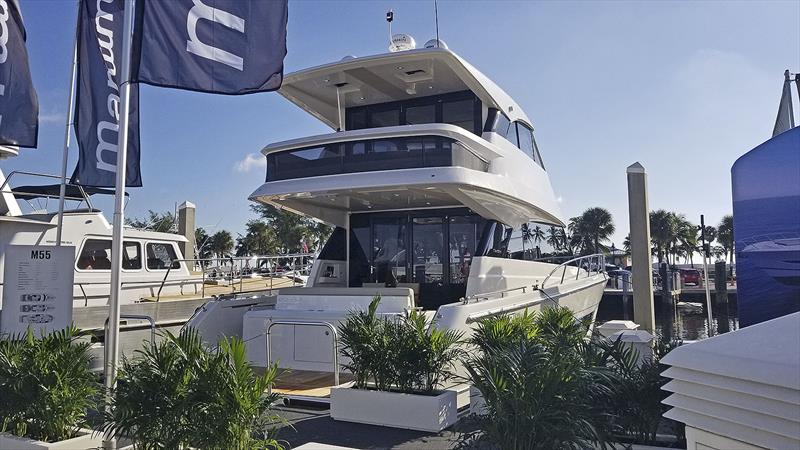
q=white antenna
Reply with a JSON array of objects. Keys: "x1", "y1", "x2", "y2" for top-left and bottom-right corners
[{"x1": 434, "y1": 0, "x2": 440, "y2": 48}]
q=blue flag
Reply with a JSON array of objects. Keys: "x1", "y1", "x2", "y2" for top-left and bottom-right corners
[
  {"x1": 133, "y1": 0, "x2": 288, "y2": 94},
  {"x1": 72, "y1": 0, "x2": 141, "y2": 187},
  {"x1": 0, "y1": 0, "x2": 38, "y2": 148}
]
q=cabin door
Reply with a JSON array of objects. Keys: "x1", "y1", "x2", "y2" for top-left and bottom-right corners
[{"x1": 411, "y1": 217, "x2": 448, "y2": 309}]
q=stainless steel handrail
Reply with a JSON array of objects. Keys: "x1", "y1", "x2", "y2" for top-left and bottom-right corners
[
  {"x1": 103, "y1": 314, "x2": 156, "y2": 351},
  {"x1": 265, "y1": 320, "x2": 340, "y2": 393},
  {"x1": 542, "y1": 253, "x2": 606, "y2": 290},
  {"x1": 0, "y1": 170, "x2": 94, "y2": 210}
]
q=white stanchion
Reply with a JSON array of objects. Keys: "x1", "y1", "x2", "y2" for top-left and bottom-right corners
[
  {"x1": 55, "y1": 10, "x2": 80, "y2": 246},
  {"x1": 103, "y1": 1, "x2": 137, "y2": 449}
]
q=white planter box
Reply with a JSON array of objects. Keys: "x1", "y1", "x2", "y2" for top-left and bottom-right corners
[
  {"x1": 0, "y1": 429, "x2": 102, "y2": 450},
  {"x1": 330, "y1": 384, "x2": 458, "y2": 432}
]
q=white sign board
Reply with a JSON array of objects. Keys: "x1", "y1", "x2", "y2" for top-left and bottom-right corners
[{"x1": 1, "y1": 245, "x2": 75, "y2": 336}]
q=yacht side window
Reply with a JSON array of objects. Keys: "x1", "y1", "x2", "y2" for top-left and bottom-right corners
[
  {"x1": 146, "y1": 243, "x2": 180, "y2": 270},
  {"x1": 77, "y1": 239, "x2": 142, "y2": 270},
  {"x1": 517, "y1": 122, "x2": 535, "y2": 161},
  {"x1": 507, "y1": 121, "x2": 520, "y2": 148},
  {"x1": 533, "y1": 135, "x2": 545, "y2": 169},
  {"x1": 495, "y1": 112, "x2": 511, "y2": 139},
  {"x1": 442, "y1": 98, "x2": 476, "y2": 132}
]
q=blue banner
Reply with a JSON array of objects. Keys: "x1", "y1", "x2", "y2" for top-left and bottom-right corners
[
  {"x1": 133, "y1": 0, "x2": 287, "y2": 95},
  {"x1": 0, "y1": 0, "x2": 38, "y2": 148},
  {"x1": 732, "y1": 127, "x2": 800, "y2": 326},
  {"x1": 72, "y1": 0, "x2": 141, "y2": 187}
]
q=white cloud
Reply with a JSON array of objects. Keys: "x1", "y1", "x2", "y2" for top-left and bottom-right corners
[
  {"x1": 234, "y1": 153, "x2": 266, "y2": 173},
  {"x1": 39, "y1": 111, "x2": 65, "y2": 124}
]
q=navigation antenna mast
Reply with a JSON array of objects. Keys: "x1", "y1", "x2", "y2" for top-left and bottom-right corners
[
  {"x1": 434, "y1": 0, "x2": 440, "y2": 47},
  {"x1": 386, "y1": 10, "x2": 393, "y2": 48}
]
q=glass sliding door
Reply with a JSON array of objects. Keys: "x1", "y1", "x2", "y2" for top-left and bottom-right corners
[
  {"x1": 412, "y1": 217, "x2": 447, "y2": 308},
  {"x1": 347, "y1": 209, "x2": 486, "y2": 308},
  {"x1": 372, "y1": 218, "x2": 407, "y2": 284}
]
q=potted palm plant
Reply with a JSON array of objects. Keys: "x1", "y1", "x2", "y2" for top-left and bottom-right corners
[
  {"x1": 0, "y1": 326, "x2": 101, "y2": 450},
  {"x1": 463, "y1": 308, "x2": 620, "y2": 449},
  {"x1": 100, "y1": 328, "x2": 284, "y2": 450},
  {"x1": 331, "y1": 296, "x2": 463, "y2": 432}
]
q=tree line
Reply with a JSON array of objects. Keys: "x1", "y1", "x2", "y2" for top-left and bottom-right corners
[
  {"x1": 128, "y1": 206, "x2": 733, "y2": 266},
  {"x1": 126, "y1": 205, "x2": 332, "y2": 260},
  {"x1": 517, "y1": 207, "x2": 734, "y2": 267}
]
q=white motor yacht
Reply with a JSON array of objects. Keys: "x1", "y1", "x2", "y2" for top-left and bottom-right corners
[{"x1": 187, "y1": 44, "x2": 608, "y2": 379}]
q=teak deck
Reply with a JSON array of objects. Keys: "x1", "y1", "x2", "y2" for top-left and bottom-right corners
[{"x1": 272, "y1": 369, "x2": 355, "y2": 398}]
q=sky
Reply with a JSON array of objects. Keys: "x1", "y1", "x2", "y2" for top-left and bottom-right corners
[{"x1": 8, "y1": 0, "x2": 800, "y2": 248}]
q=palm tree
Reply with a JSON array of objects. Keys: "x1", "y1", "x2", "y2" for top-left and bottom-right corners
[
  {"x1": 649, "y1": 210, "x2": 676, "y2": 264},
  {"x1": 531, "y1": 226, "x2": 545, "y2": 258},
  {"x1": 209, "y1": 230, "x2": 234, "y2": 257},
  {"x1": 622, "y1": 234, "x2": 631, "y2": 253},
  {"x1": 575, "y1": 207, "x2": 615, "y2": 255},
  {"x1": 672, "y1": 215, "x2": 695, "y2": 266},
  {"x1": 520, "y1": 223, "x2": 533, "y2": 258},
  {"x1": 717, "y1": 215, "x2": 734, "y2": 266},
  {"x1": 546, "y1": 226, "x2": 561, "y2": 253}
]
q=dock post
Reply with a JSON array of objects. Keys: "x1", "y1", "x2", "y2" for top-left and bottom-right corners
[
  {"x1": 621, "y1": 270, "x2": 632, "y2": 320},
  {"x1": 627, "y1": 163, "x2": 656, "y2": 334},
  {"x1": 178, "y1": 201, "x2": 196, "y2": 270},
  {"x1": 715, "y1": 260, "x2": 730, "y2": 333}
]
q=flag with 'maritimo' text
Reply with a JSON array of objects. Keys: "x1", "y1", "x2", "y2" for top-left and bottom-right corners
[
  {"x1": 0, "y1": 0, "x2": 39, "y2": 148},
  {"x1": 72, "y1": 0, "x2": 141, "y2": 187},
  {"x1": 133, "y1": 0, "x2": 288, "y2": 95}
]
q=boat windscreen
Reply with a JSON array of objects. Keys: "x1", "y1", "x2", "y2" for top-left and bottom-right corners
[{"x1": 11, "y1": 184, "x2": 128, "y2": 201}]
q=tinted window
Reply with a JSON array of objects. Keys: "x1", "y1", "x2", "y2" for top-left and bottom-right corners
[
  {"x1": 370, "y1": 108, "x2": 400, "y2": 127},
  {"x1": 372, "y1": 140, "x2": 400, "y2": 153},
  {"x1": 507, "y1": 122, "x2": 519, "y2": 147},
  {"x1": 478, "y1": 221, "x2": 512, "y2": 258},
  {"x1": 77, "y1": 239, "x2": 141, "y2": 270},
  {"x1": 494, "y1": 112, "x2": 511, "y2": 138},
  {"x1": 449, "y1": 216, "x2": 481, "y2": 284},
  {"x1": 517, "y1": 123, "x2": 535, "y2": 159},
  {"x1": 319, "y1": 227, "x2": 346, "y2": 261},
  {"x1": 146, "y1": 243, "x2": 180, "y2": 270},
  {"x1": 405, "y1": 104, "x2": 436, "y2": 125},
  {"x1": 349, "y1": 109, "x2": 367, "y2": 130},
  {"x1": 533, "y1": 137, "x2": 545, "y2": 169},
  {"x1": 442, "y1": 99, "x2": 475, "y2": 132}
]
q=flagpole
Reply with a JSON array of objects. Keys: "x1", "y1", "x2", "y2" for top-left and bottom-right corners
[
  {"x1": 56, "y1": 5, "x2": 80, "y2": 246},
  {"x1": 103, "y1": 0, "x2": 136, "y2": 448}
]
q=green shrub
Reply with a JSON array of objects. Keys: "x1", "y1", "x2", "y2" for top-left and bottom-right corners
[
  {"x1": 464, "y1": 307, "x2": 684, "y2": 449},
  {"x1": 339, "y1": 295, "x2": 463, "y2": 394},
  {"x1": 463, "y1": 307, "x2": 617, "y2": 450},
  {"x1": 0, "y1": 326, "x2": 98, "y2": 443},
  {"x1": 100, "y1": 328, "x2": 284, "y2": 449},
  {"x1": 604, "y1": 337, "x2": 683, "y2": 445}
]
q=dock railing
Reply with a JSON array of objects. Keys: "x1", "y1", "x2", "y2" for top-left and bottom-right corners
[{"x1": 153, "y1": 253, "x2": 316, "y2": 302}]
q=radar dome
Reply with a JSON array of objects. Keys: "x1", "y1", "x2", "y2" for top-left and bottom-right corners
[
  {"x1": 424, "y1": 39, "x2": 448, "y2": 49},
  {"x1": 389, "y1": 33, "x2": 416, "y2": 52}
]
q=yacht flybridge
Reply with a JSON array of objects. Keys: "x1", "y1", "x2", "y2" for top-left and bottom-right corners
[{"x1": 188, "y1": 45, "x2": 607, "y2": 381}]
